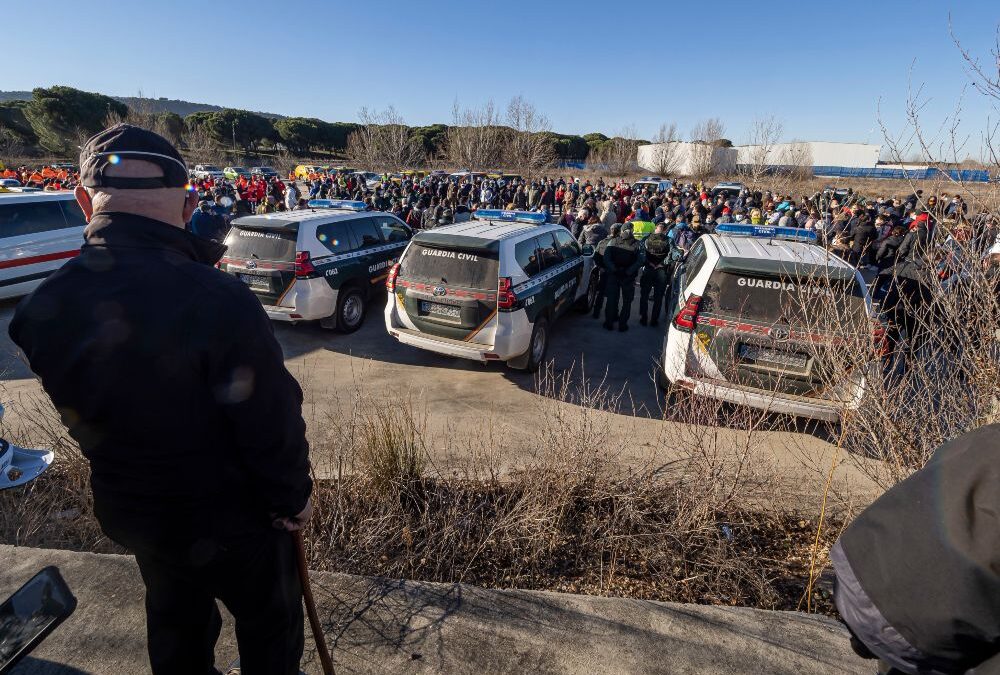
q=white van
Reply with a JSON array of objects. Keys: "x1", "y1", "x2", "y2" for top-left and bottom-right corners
[{"x1": 0, "y1": 192, "x2": 87, "y2": 300}]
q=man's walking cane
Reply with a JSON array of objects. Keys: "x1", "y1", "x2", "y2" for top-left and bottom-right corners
[{"x1": 293, "y1": 530, "x2": 334, "y2": 675}]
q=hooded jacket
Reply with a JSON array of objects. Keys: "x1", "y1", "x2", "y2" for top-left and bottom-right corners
[
  {"x1": 9, "y1": 212, "x2": 312, "y2": 550},
  {"x1": 835, "y1": 425, "x2": 1000, "y2": 673}
]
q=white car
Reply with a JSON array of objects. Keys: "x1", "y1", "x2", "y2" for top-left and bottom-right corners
[
  {"x1": 659, "y1": 223, "x2": 876, "y2": 422},
  {"x1": 0, "y1": 179, "x2": 22, "y2": 189},
  {"x1": 220, "y1": 200, "x2": 412, "y2": 332},
  {"x1": 352, "y1": 172, "x2": 382, "y2": 190},
  {"x1": 711, "y1": 182, "x2": 745, "y2": 200},
  {"x1": 385, "y1": 210, "x2": 597, "y2": 371},
  {"x1": 0, "y1": 192, "x2": 87, "y2": 300},
  {"x1": 191, "y1": 164, "x2": 225, "y2": 180},
  {"x1": 632, "y1": 177, "x2": 673, "y2": 194}
]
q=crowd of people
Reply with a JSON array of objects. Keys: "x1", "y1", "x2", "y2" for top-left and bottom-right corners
[
  {"x1": 0, "y1": 164, "x2": 80, "y2": 190},
  {"x1": 177, "y1": 168, "x2": 1000, "y2": 344},
  {"x1": 8, "y1": 163, "x2": 1000, "y2": 325}
]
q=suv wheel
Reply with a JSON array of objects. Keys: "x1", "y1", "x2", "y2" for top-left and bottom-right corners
[
  {"x1": 523, "y1": 315, "x2": 550, "y2": 372},
  {"x1": 656, "y1": 366, "x2": 671, "y2": 391},
  {"x1": 334, "y1": 287, "x2": 366, "y2": 334},
  {"x1": 574, "y1": 272, "x2": 598, "y2": 313}
]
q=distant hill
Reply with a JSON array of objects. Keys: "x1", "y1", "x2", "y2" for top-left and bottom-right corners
[
  {"x1": 0, "y1": 90, "x2": 284, "y2": 120},
  {"x1": 0, "y1": 91, "x2": 32, "y2": 103}
]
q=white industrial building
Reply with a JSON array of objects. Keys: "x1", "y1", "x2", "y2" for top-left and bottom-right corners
[
  {"x1": 734, "y1": 142, "x2": 880, "y2": 169},
  {"x1": 636, "y1": 142, "x2": 736, "y2": 176},
  {"x1": 637, "y1": 140, "x2": 881, "y2": 175}
]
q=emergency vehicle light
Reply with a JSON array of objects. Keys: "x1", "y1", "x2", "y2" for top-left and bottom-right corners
[
  {"x1": 307, "y1": 199, "x2": 368, "y2": 211},
  {"x1": 715, "y1": 224, "x2": 817, "y2": 243},
  {"x1": 473, "y1": 209, "x2": 547, "y2": 225}
]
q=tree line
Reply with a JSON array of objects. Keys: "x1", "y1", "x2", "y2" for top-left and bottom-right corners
[{"x1": 0, "y1": 86, "x2": 650, "y2": 174}]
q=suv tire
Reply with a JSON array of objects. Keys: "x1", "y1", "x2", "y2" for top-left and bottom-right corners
[
  {"x1": 333, "y1": 286, "x2": 366, "y2": 334},
  {"x1": 511, "y1": 315, "x2": 549, "y2": 372}
]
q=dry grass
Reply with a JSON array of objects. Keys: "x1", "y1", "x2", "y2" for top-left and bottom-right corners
[{"x1": 0, "y1": 369, "x2": 841, "y2": 614}]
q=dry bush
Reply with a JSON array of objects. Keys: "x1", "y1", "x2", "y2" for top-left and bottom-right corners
[
  {"x1": 346, "y1": 106, "x2": 425, "y2": 173},
  {"x1": 0, "y1": 360, "x2": 843, "y2": 613},
  {"x1": 648, "y1": 123, "x2": 682, "y2": 176},
  {"x1": 504, "y1": 96, "x2": 556, "y2": 179},
  {"x1": 444, "y1": 100, "x2": 505, "y2": 171},
  {"x1": 742, "y1": 115, "x2": 784, "y2": 189},
  {"x1": 597, "y1": 127, "x2": 641, "y2": 178},
  {"x1": 303, "y1": 367, "x2": 839, "y2": 612},
  {"x1": 0, "y1": 391, "x2": 119, "y2": 554},
  {"x1": 689, "y1": 118, "x2": 726, "y2": 180}
]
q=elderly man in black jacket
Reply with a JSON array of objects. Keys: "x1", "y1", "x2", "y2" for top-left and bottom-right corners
[{"x1": 9, "y1": 124, "x2": 312, "y2": 675}]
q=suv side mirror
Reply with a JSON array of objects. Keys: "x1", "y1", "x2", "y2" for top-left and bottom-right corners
[{"x1": 581, "y1": 244, "x2": 595, "y2": 257}]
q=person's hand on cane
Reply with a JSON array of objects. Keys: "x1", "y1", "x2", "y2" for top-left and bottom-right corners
[{"x1": 272, "y1": 498, "x2": 313, "y2": 532}]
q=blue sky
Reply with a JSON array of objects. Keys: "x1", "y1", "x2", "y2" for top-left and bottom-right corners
[{"x1": 4, "y1": 0, "x2": 997, "y2": 152}]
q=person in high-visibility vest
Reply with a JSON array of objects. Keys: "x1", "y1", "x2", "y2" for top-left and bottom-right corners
[{"x1": 630, "y1": 219, "x2": 656, "y2": 239}]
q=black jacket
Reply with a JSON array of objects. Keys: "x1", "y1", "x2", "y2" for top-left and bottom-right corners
[
  {"x1": 603, "y1": 235, "x2": 641, "y2": 277},
  {"x1": 874, "y1": 234, "x2": 905, "y2": 270},
  {"x1": 894, "y1": 222, "x2": 932, "y2": 281},
  {"x1": 9, "y1": 212, "x2": 311, "y2": 549},
  {"x1": 838, "y1": 425, "x2": 1000, "y2": 671},
  {"x1": 849, "y1": 219, "x2": 878, "y2": 256}
]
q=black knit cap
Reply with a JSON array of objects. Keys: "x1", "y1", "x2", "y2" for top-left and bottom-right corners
[{"x1": 79, "y1": 123, "x2": 189, "y2": 189}]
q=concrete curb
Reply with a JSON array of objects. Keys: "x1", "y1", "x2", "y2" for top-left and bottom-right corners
[{"x1": 0, "y1": 545, "x2": 869, "y2": 674}]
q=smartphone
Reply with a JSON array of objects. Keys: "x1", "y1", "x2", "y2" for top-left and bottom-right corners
[{"x1": 0, "y1": 566, "x2": 77, "y2": 674}]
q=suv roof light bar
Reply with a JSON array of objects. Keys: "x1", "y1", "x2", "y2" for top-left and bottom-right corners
[
  {"x1": 715, "y1": 224, "x2": 818, "y2": 243},
  {"x1": 307, "y1": 199, "x2": 368, "y2": 211},
  {"x1": 473, "y1": 209, "x2": 547, "y2": 225}
]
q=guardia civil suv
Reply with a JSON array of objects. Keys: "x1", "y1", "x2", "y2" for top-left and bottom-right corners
[
  {"x1": 384, "y1": 210, "x2": 597, "y2": 371},
  {"x1": 220, "y1": 200, "x2": 411, "y2": 332},
  {"x1": 659, "y1": 224, "x2": 878, "y2": 421}
]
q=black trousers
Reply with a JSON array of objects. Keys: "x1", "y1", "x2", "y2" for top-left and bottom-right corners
[
  {"x1": 639, "y1": 265, "x2": 670, "y2": 322},
  {"x1": 604, "y1": 273, "x2": 636, "y2": 327},
  {"x1": 133, "y1": 529, "x2": 304, "y2": 675}
]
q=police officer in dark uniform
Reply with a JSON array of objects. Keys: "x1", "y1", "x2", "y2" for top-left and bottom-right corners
[
  {"x1": 602, "y1": 223, "x2": 642, "y2": 332},
  {"x1": 639, "y1": 222, "x2": 672, "y2": 327},
  {"x1": 591, "y1": 223, "x2": 620, "y2": 320},
  {"x1": 9, "y1": 125, "x2": 312, "y2": 675}
]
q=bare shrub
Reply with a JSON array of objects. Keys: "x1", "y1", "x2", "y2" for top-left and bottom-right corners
[
  {"x1": 356, "y1": 400, "x2": 426, "y2": 494},
  {"x1": 0, "y1": 356, "x2": 849, "y2": 615},
  {"x1": 346, "y1": 106, "x2": 425, "y2": 173},
  {"x1": 183, "y1": 122, "x2": 227, "y2": 166},
  {"x1": 689, "y1": 118, "x2": 726, "y2": 180},
  {"x1": 0, "y1": 392, "x2": 119, "y2": 553},
  {"x1": 779, "y1": 141, "x2": 815, "y2": 186},
  {"x1": 300, "y1": 368, "x2": 838, "y2": 612},
  {"x1": 598, "y1": 126, "x2": 640, "y2": 178},
  {"x1": 742, "y1": 115, "x2": 784, "y2": 189},
  {"x1": 648, "y1": 123, "x2": 682, "y2": 176},
  {"x1": 504, "y1": 96, "x2": 556, "y2": 179},
  {"x1": 444, "y1": 100, "x2": 505, "y2": 171}
]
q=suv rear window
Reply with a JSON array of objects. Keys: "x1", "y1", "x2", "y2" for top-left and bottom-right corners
[
  {"x1": 0, "y1": 200, "x2": 73, "y2": 239},
  {"x1": 401, "y1": 243, "x2": 499, "y2": 290},
  {"x1": 224, "y1": 226, "x2": 298, "y2": 262},
  {"x1": 702, "y1": 270, "x2": 866, "y2": 326}
]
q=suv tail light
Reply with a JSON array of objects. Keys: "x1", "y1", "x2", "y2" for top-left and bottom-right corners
[
  {"x1": 498, "y1": 277, "x2": 516, "y2": 310},
  {"x1": 673, "y1": 294, "x2": 702, "y2": 332},
  {"x1": 872, "y1": 320, "x2": 890, "y2": 357},
  {"x1": 386, "y1": 263, "x2": 400, "y2": 292},
  {"x1": 294, "y1": 251, "x2": 317, "y2": 279}
]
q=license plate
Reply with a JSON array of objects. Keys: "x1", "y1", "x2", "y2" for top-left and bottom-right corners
[
  {"x1": 419, "y1": 300, "x2": 461, "y2": 319},
  {"x1": 237, "y1": 273, "x2": 270, "y2": 291},
  {"x1": 739, "y1": 344, "x2": 808, "y2": 368}
]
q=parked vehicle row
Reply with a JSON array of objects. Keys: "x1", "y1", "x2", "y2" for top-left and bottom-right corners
[{"x1": 0, "y1": 192, "x2": 879, "y2": 421}]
